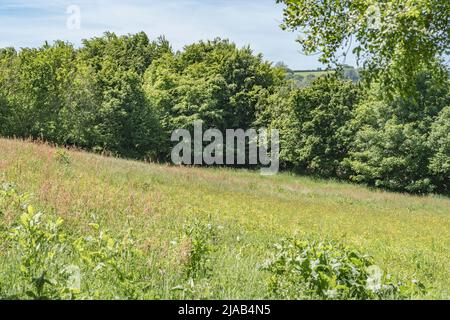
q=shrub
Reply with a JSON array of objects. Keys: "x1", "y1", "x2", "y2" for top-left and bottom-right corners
[
  {"x1": 168, "y1": 219, "x2": 218, "y2": 299},
  {"x1": 262, "y1": 239, "x2": 411, "y2": 300},
  {"x1": 77, "y1": 223, "x2": 146, "y2": 299},
  {"x1": 0, "y1": 183, "x2": 28, "y2": 268}
]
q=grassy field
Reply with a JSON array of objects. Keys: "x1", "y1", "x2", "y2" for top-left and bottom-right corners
[
  {"x1": 287, "y1": 69, "x2": 338, "y2": 87},
  {"x1": 291, "y1": 70, "x2": 332, "y2": 77},
  {"x1": 287, "y1": 68, "x2": 359, "y2": 86},
  {"x1": 0, "y1": 138, "x2": 449, "y2": 299}
]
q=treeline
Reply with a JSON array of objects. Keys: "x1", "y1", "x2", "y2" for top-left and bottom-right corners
[{"x1": 0, "y1": 32, "x2": 448, "y2": 194}]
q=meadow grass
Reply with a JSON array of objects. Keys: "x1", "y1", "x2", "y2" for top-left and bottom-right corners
[{"x1": 0, "y1": 138, "x2": 449, "y2": 299}]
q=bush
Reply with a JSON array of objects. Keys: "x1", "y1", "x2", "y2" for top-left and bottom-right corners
[
  {"x1": 261, "y1": 239, "x2": 415, "y2": 300},
  {"x1": 168, "y1": 221, "x2": 218, "y2": 299},
  {"x1": 55, "y1": 149, "x2": 71, "y2": 166},
  {"x1": 78, "y1": 223, "x2": 146, "y2": 299},
  {"x1": 9, "y1": 205, "x2": 77, "y2": 299}
]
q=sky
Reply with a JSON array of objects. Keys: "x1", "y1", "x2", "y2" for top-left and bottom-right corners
[{"x1": 0, "y1": 0, "x2": 358, "y2": 70}]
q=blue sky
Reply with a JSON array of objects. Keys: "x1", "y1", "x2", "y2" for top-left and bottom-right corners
[{"x1": 0, "y1": 0, "x2": 357, "y2": 70}]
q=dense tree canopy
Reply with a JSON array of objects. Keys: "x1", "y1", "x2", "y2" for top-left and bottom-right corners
[
  {"x1": 429, "y1": 106, "x2": 450, "y2": 190},
  {"x1": 144, "y1": 39, "x2": 284, "y2": 133},
  {"x1": 0, "y1": 42, "x2": 76, "y2": 141},
  {"x1": 67, "y1": 32, "x2": 169, "y2": 158},
  {"x1": 0, "y1": 33, "x2": 169, "y2": 159}
]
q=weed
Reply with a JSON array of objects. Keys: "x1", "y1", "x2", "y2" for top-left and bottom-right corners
[
  {"x1": 261, "y1": 239, "x2": 424, "y2": 300},
  {"x1": 8, "y1": 204, "x2": 77, "y2": 299},
  {"x1": 182, "y1": 219, "x2": 218, "y2": 279},
  {"x1": 78, "y1": 223, "x2": 146, "y2": 299},
  {"x1": 1, "y1": 183, "x2": 149, "y2": 299},
  {"x1": 55, "y1": 149, "x2": 71, "y2": 166}
]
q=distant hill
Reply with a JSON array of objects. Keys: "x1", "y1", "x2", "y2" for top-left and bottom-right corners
[{"x1": 278, "y1": 64, "x2": 360, "y2": 87}]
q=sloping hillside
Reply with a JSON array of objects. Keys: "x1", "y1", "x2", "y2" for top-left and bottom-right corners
[{"x1": 0, "y1": 139, "x2": 449, "y2": 299}]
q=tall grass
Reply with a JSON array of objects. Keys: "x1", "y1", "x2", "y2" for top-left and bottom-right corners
[{"x1": 0, "y1": 138, "x2": 448, "y2": 299}]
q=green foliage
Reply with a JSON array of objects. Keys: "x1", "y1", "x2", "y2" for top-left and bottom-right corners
[
  {"x1": 261, "y1": 76, "x2": 360, "y2": 176},
  {"x1": 0, "y1": 184, "x2": 76, "y2": 299},
  {"x1": 262, "y1": 239, "x2": 419, "y2": 300},
  {"x1": 78, "y1": 223, "x2": 146, "y2": 299},
  {"x1": 0, "y1": 33, "x2": 167, "y2": 160},
  {"x1": 428, "y1": 106, "x2": 450, "y2": 192},
  {"x1": 79, "y1": 32, "x2": 171, "y2": 76},
  {"x1": 344, "y1": 70, "x2": 449, "y2": 193},
  {"x1": 259, "y1": 67, "x2": 449, "y2": 194},
  {"x1": 182, "y1": 220, "x2": 218, "y2": 279},
  {"x1": 55, "y1": 149, "x2": 71, "y2": 166},
  {"x1": 0, "y1": 30, "x2": 448, "y2": 195},
  {"x1": 0, "y1": 184, "x2": 151, "y2": 299},
  {"x1": 0, "y1": 34, "x2": 285, "y2": 162},
  {"x1": 0, "y1": 183, "x2": 28, "y2": 243},
  {"x1": 1, "y1": 138, "x2": 447, "y2": 300},
  {"x1": 67, "y1": 33, "x2": 168, "y2": 158},
  {"x1": 0, "y1": 78, "x2": 10, "y2": 136},
  {"x1": 0, "y1": 183, "x2": 221, "y2": 300},
  {"x1": 9, "y1": 205, "x2": 77, "y2": 299},
  {"x1": 0, "y1": 42, "x2": 76, "y2": 141},
  {"x1": 277, "y1": 0, "x2": 449, "y2": 94},
  {"x1": 143, "y1": 38, "x2": 285, "y2": 155},
  {"x1": 168, "y1": 220, "x2": 218, "y2": 299}
]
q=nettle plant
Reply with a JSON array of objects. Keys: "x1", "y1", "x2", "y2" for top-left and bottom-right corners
[
  {"x1": 78, "y1": 223, "x2": 146, "y2": 299},
  {"x1": 0, "y1": 183, "x2": 149, "y2": 300},
  {"x1": 55, "y1": 148, "x2": 71, "y2": 166},
  {"x1": 182, "y1": 220, "x2": 218, "y2": 279},
  {"x1": 262, "y1": 239, "x2": 424, "y2": 300},
  {"x1": 2, "y1": 184, "x2": 79, "y2": 299},
  {"x1": 169, "y1": 219, "x2": 219, "y2": 299}
]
